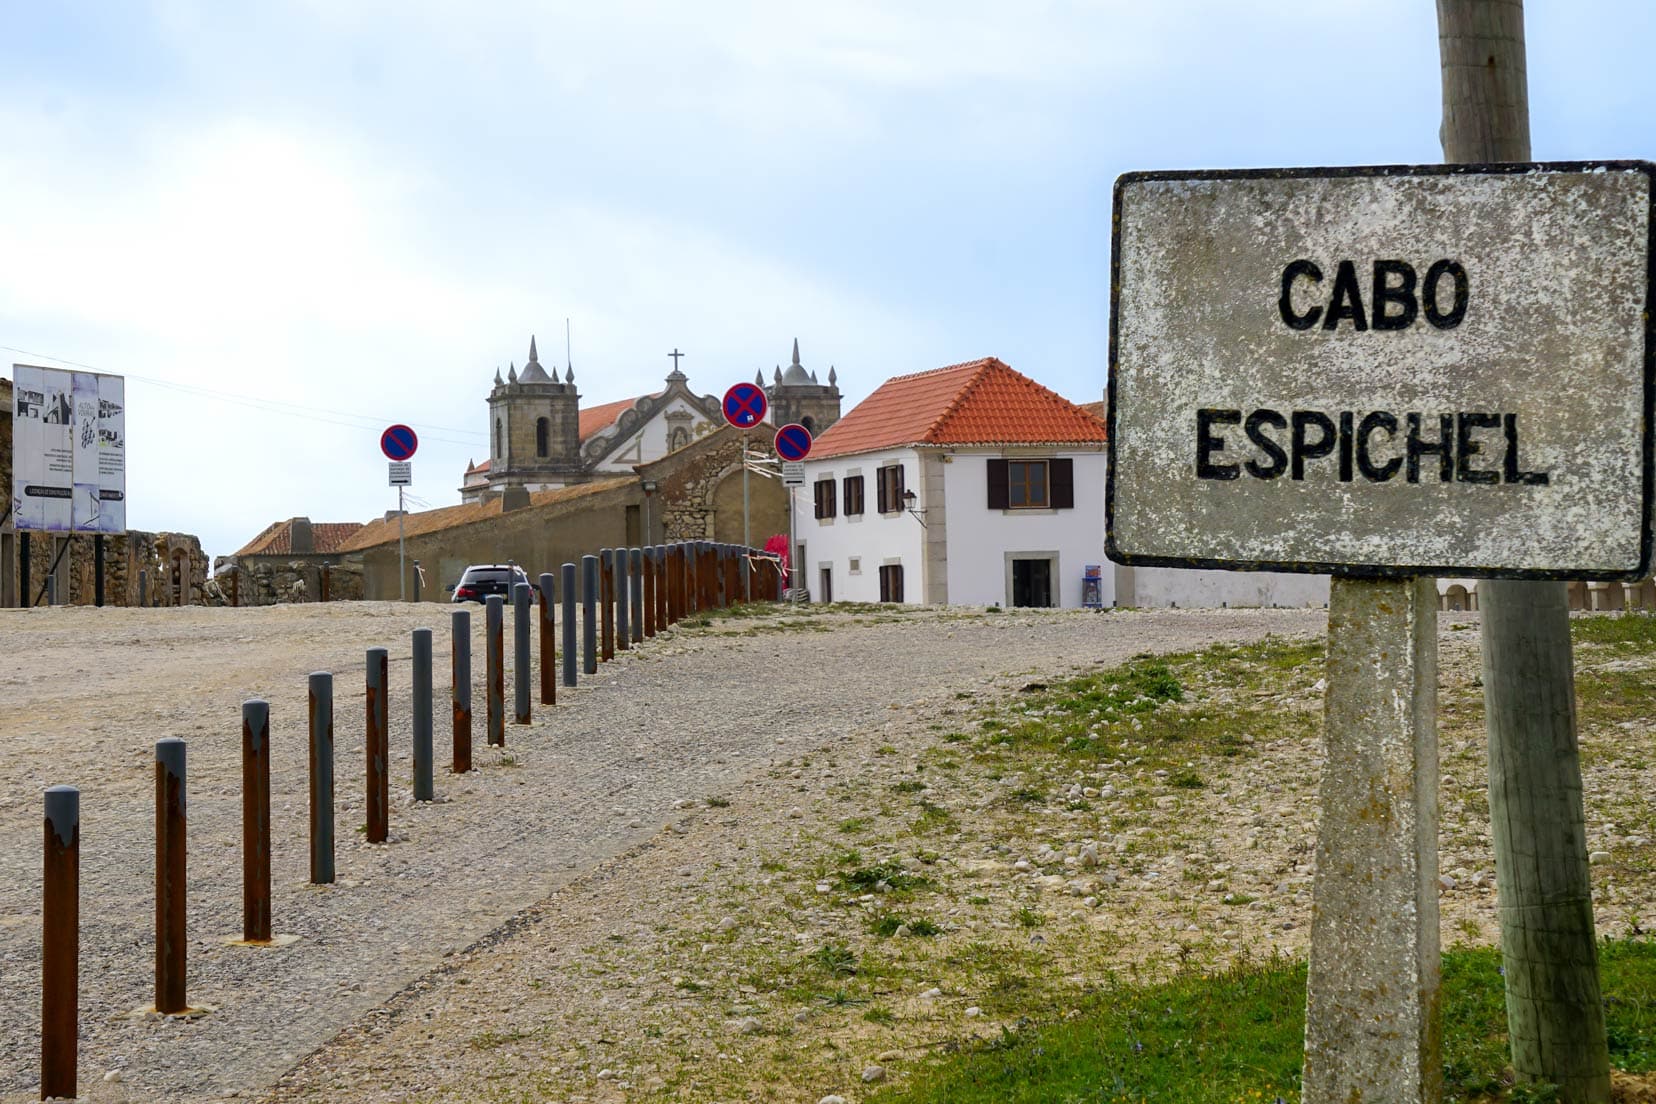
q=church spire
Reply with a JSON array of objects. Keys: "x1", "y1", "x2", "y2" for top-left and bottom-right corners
[
  {"x1": 507, "y1": 361, "x2": 517, "y2": 383},
  {"x1": 529, "y1": 335, "x2": 539, "y2": 364},
  {"x1": 754, "y1": 370, "x2": 764, "y2": 387},
  {"x1": 791, "y1": 338, "x2": 801, "y2": 368},
  {"x1": 828, "y1": 365, "x2": 837, "y2": 386}
]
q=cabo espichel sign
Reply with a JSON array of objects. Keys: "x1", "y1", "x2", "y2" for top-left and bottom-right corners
[{"x1": 1106, "y1": 162, "x2": 1655, "y2": 581}]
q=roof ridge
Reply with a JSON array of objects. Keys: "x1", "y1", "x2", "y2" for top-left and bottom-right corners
[
  {"x1": 917, "y1": 359, "x2": 1001, "y2": 443},
  {"x1": 883, "y1": 358, "x2": 997, "y2": 385}
]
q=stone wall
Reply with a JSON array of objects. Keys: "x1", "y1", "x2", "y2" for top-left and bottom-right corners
[
  {"x1": 211, "y1": 556, "x2": 366, "y2": 606},
  {"x1": 16, "y1": 529, "x2": 208, "y2": 606},
  {"x1": 645, "y1": 427, "x2": 788, "y2": 544}
]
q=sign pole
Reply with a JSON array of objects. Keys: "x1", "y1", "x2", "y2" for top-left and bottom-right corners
[
  {"x1": 787, "y1": 485, "x2": 797, "y2": 606},
  {"x1": 1437, "y1": 3, "x2": 1610, "y2": 1095},
  {"x1": 1303, "y1": 575, "x2": 1440, "y2": 1103},
  {"x1": 398, "y1": 485, "x2": 406, "y2": 603}
]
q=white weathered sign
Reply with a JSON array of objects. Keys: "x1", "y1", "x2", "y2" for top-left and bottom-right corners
[
  {"x1": 388, "y1": 461, "x2": 412, "y2": 486},
  {"x1": 781, "y1": 461, "x2": 806, "y2": 486},
  {"x1": 1107, "y1": 162, "x2": 1654, "y2": 580},
  {"x1": 11, "y1": 364, "x2": 126, "y2": 534}
]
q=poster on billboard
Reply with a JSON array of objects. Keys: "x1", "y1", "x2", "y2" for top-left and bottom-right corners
[{"x1": 11, "y1": 364, "x2": 125, "y2": 533}]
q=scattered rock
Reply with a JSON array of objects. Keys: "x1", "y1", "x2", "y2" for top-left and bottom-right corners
[{"x1": 862, "y1": 1064, "x2": 887, "y2": 1083}]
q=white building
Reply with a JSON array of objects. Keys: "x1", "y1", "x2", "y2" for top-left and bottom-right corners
[{"x1": 797, "y1": 358, "x2": 1110, "y2": 608}]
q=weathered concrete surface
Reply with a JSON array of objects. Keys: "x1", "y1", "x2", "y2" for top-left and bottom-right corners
[
  {"x1": 1110, "y1": 165, "x2": 1651, "y2": 578},
  {"x1": 1304, "y1": 576, "x2": 1441, "y2": 1103}
]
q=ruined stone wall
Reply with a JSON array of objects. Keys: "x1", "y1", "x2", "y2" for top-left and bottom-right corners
[
  {"x1": 16, "y1": 529, "x2": 208, "y2": 606},
  {"x1": 212, "y1": 555, "x2": 366, "y2": 606},
  {"x1": 653, "y1": 431, "x2": 788, "y2": 544}
]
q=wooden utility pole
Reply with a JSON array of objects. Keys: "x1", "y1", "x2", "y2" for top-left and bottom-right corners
[{"x1": 1436, "y1": 3, "x2": 1611, "y2": 1100}]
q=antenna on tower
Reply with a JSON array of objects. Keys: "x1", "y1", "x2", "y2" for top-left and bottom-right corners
[{"x1": 565, "y1": 318, "x2": 572, "y2": 372}]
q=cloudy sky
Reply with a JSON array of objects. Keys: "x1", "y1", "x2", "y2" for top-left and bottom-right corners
[{"x1": 2, "y1": 1, "x2": 1651, "y2": 559}]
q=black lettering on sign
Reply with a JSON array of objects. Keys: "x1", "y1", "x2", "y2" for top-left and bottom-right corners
[
  {"x1": 1278, "y1": 260, "x2": 1324, "y2": 330},
  {"x1": 1243, "y1": 409, "x2": 1288, "y2": 479},
  {"x1": 1371, "y1": 260, "x2": 1418, "y2": 331},
  {"x1": 1322, "y1": 260, "x2": 1369, "y2": 332},
  {"x1": 1406, "y1": 413, "x2": 1454, "y2": 483},
  {"x1": 1455, "y1": 412, "x2": 1501, "y2": 484},
  {"x1": 1290, "y1": 410, "x2": 1337, "y2": 479},
  {"x1": 1503, "y1": 413, "x2": 1549, "y2": 484},
  {"x1": 1423, "y1": 260, "x2": 1469, "y2": 329},
  {"x1": 1337, "y1": 411, "x2": 1355, "y2": 482},
  {"x1": 1356, "y1": 412, "x2": 1402, "y2": 482},
  {"x1": 1195, "y1": 408, "x2": 1241, "y2": 480}
]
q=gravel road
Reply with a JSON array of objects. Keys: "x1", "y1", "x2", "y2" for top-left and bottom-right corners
[{"x1": 0, "y1": 601, "x2": 1323, "y2": 1102}]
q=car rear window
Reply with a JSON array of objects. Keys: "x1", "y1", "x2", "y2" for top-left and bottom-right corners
[{"x1": 464, "y1": 569, "x2": 513, "y2": 583}]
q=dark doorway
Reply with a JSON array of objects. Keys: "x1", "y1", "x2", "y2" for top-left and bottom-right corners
[
  {"x1": 1012, "y1": 558, "x2": 1053, "y2": 608},
  {"x1": 819, "y1": 566, "x2": 833, "y2": 604}
]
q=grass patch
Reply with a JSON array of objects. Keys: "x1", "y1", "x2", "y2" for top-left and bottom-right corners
[{"x1": 865, "y1": 940, "x2": 1656, "y2": 1103}]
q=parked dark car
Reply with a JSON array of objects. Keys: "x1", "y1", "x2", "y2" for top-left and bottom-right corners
[{"x1": 449, "y1": 564, "x2": 531, "y2": 603}]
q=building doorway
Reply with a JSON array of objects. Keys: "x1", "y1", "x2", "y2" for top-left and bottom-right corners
[
  {"x1": 819, "y1": 566, "x2": 833, "y2": 604},
  {"x1": 1011, "y1": 557, "x2": 1053, "y2": 608}
]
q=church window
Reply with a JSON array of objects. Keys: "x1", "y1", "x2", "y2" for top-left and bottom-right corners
[
  {"x1": 494, "y1": 418, "x2": 503, "y2": 459},
  {"x1": 536, "y1": 417, "x2": 550, "y2": 458},
  {"x1": 802, "y1": 415, "x2": 817, "y2": 436}
]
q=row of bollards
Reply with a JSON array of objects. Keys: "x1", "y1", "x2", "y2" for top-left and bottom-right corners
[{"x1": 37, "y1": 541, "x2": 780, "y2": 1100}]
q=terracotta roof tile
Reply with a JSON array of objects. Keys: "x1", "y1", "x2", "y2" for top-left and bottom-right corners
[
  {"x1": 338, "y1": 477, "x2": 633, "y2": 552},
  {"x1": 810, "y1": 358, "x2": 1108, "y2": 460},
  {"x1": 234, "y1": 520, "x2": 365, "y2": 558},
  {"x1": 579, "y1": 397, "x2": 641, "y2": 441}
]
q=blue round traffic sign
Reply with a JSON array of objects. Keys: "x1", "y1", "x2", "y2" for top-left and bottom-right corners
[
  {"x1": 774, "y1": 422, "x2": 812, "y2": 462},
  {"x1": 381, "y1": 424, "x2": 418, "y2": 461},
  {"x1": 722, "y1": 382, "x2": 768, "y2": 429}
]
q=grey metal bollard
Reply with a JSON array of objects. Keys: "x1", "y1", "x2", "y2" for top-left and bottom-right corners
[
  {"x1": 562, "y1": 563, "x2": 577, "y2": 688},
  {"x1": 538, "y1": 573, "x2": 556, "y2": 706},
  {"x1": 630, "y1": 548, "x2": 644, "y2": 643},
  {"x1": 615, "y1": 550, "x2": 630, "y2": 651},
  {"x1": 486, "y1": 595, "x2": 505, "y2": 746},
  {"x1": 513, "y1": 581, "x2": 532, "y2": 724},
  {"x1": 412, "y1": 628, "x2": 434, "y2": 800},
  {"x1": 582, "y1": 555, "x2": 598, "y2": 674},
  {"x1": 366, "y1": 648, "x2": 389, "y2": 843},
  {"x1": 242, "y1": 700, "x2": 272, "y2": 943},
  {"x1": 42, "y1": 785, "x2": 79, "y2": 1100},
  {"x1": 740, "y1": 548, "x2": 751, "y2": 603},
  {"x1": 308, "y1": 672, "x2": 334, "y2": 884},
  {"x1": 451, "y1": 610, "x2": 472, "y2": 773}
]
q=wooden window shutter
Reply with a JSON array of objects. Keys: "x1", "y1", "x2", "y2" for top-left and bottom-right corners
[
  {"x1": 987, "y1": 459, "x2": 1009, "y2": 510},
  {"x1": 877, "y1": 467, "x2": 889, "y2": 513},
  {"x1": 1050, "y1": 458, "x2": 1074, "y2": 509}
]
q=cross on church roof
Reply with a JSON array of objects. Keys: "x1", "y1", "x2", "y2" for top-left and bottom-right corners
[{"x1": 667, "y1": 347, "x2": 687, "y2": 381}]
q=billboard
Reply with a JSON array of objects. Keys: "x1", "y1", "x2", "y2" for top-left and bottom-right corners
[{"x1": 11, "y1": 364, "x2": 126, "y2": 534}]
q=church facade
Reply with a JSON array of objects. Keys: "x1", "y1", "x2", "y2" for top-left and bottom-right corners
[{"x1": 461, "y1": 337, "x2": 841, "y2": 504}]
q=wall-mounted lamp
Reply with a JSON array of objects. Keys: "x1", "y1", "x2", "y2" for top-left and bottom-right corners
[{"x1": 901, "y1": 488, "x2": 927, "y2": 528}]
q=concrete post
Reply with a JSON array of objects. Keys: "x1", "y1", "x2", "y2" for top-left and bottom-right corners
[
  {"x1": 581, "y1": 555, "x2": 599, "y2": 675},
  {"x1": 412, "y1": 560, "x2": 422, "y2": 603},
  {"x1": 512, "y1": 582, "x2": 532, "y2": 724},
  {"x1": 538, "y1": 572, "x2": 556, "y2": 705},
  {"x1": 486, "y1": 595, "x2": 505, "y2": 746},
  {"x1": 630, "y1": 548, "x2": 644, "y2": 643},
  {"x1": 740, "y1": 548, "x2": 751, "y2": 604},
  {"x1": 154, "y1": 740, "x2": 186, "y2": 1011},
  {"x1": 643, "y1": 546, "x2": 657, "y2": 637},
  {"x1": 308, "y1": 672, "x2": 334, "y2": 884},
  {"x1": 412, "y1": 628, "x2": 434, "y2": 801},
  {"x1": 366, "y1": 647, "x2": 389, "y2": 843},
  {"x1": 666, "y1": 544, "x2": 680, "y2": 623},
  {"x1": 561, "y1": 563, "x2": 577, "y2": 688},
  {"x1": 242, "y1": 699, "x2": 272, "y2": 943},
  {"x1": 600, "y1": 549, "x2": 616, "y2": 661},
  {"x1": 42, "y1": 785, "x2": 79, "y2": 1100},
  {"x1": 451, "y1": 610, "x2": 472, "y2": 773},
  {"x1": 615, "y1": 549, "x2": 630, "y2": 651},
  {"x1": 1303, "y1": 576, "x2": 1440, "y2": 1104}
]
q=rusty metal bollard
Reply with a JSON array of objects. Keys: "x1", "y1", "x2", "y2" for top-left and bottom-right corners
[
  {"x1": 615, "y1": 550, "x2": 630, "y2": 651},
  {"x1": 243, "y1": 700, "x2": 272, "y2": 943},
  {"x1": 412, "y1": 628, "x2": 434, "y2": 800},
  {"x1": 600, "y1": 549, "x2": 616, "y2": 661},
  {"x1": 538, "y1": 572, "x2": 556, "y2": 705},
  {"x1": 42, "y1": 785, "x2": 79, "y2": 1100},
  {"x1": 308, "y1": 673, "x2": 334, "y2": 884},
  {"x1": 643, "y1": 547, "x2": 657, "y2": 637},
  {"x1": 486, "y1": 595, "x2": 505, "y2": 746},
  {"x1": 155, "y1": 738, "x2": 187, "y2": 1011},
  {"x1": 366, "y1": 647, "x2": 389, "y2": 843},
  {"x1": 452, "y1": 609, "x2": 472, "y2": 773},
  {"x1": 512, "y1": 582, "x2": 532, "y2": 723}
]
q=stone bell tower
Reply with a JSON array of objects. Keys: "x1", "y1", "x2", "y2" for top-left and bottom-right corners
[
  {"x1": 765, "y1": 338, "x2": 842, "y2": 438},
  {"x1": 487, "y1": 336, "x2": 585, "y2": 491}
]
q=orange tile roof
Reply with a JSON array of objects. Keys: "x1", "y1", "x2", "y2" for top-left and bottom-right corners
[
  {"x1": 809, "y1": 358, "x2": 1108, "y2": 460},
  {"x1": 1077, "y1": 399, "x2": 1107, "y2": 426},
  {"x1": 234, "y1": 520, "x2": 365, "y2": 558},
  {"x1": 579, "y1": 396, "x2": 641, "y2": 441},
  {"x1": 338, "y1": 477, "x2": 634, "y2": 552}
]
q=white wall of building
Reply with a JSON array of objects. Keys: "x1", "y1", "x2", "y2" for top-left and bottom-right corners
[
  {"x1": 942, "y1": 449, "x2": 1110, "y2": 608},
  {"x1": 592, "y1": 396, "x2": 712, "y2": 472},
  {"x1": 1119, "y1": 565, "x2": 1329, "y2": 608},
  {"x1": 799, "y1": 448, "x2": 925, "y2": 603}
]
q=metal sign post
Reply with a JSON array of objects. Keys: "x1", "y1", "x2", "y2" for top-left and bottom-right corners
[
  {"x1": 1109, "y1": 162, "x2": 1654, "y2": 1104},
  {"x1": 382, "y1": 426, "x2": 419, "y2": 603}
]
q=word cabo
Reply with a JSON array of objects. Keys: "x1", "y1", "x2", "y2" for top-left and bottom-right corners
[{"x1": 1196, "y1": 408, "x2": 1548, "y2": 485}]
